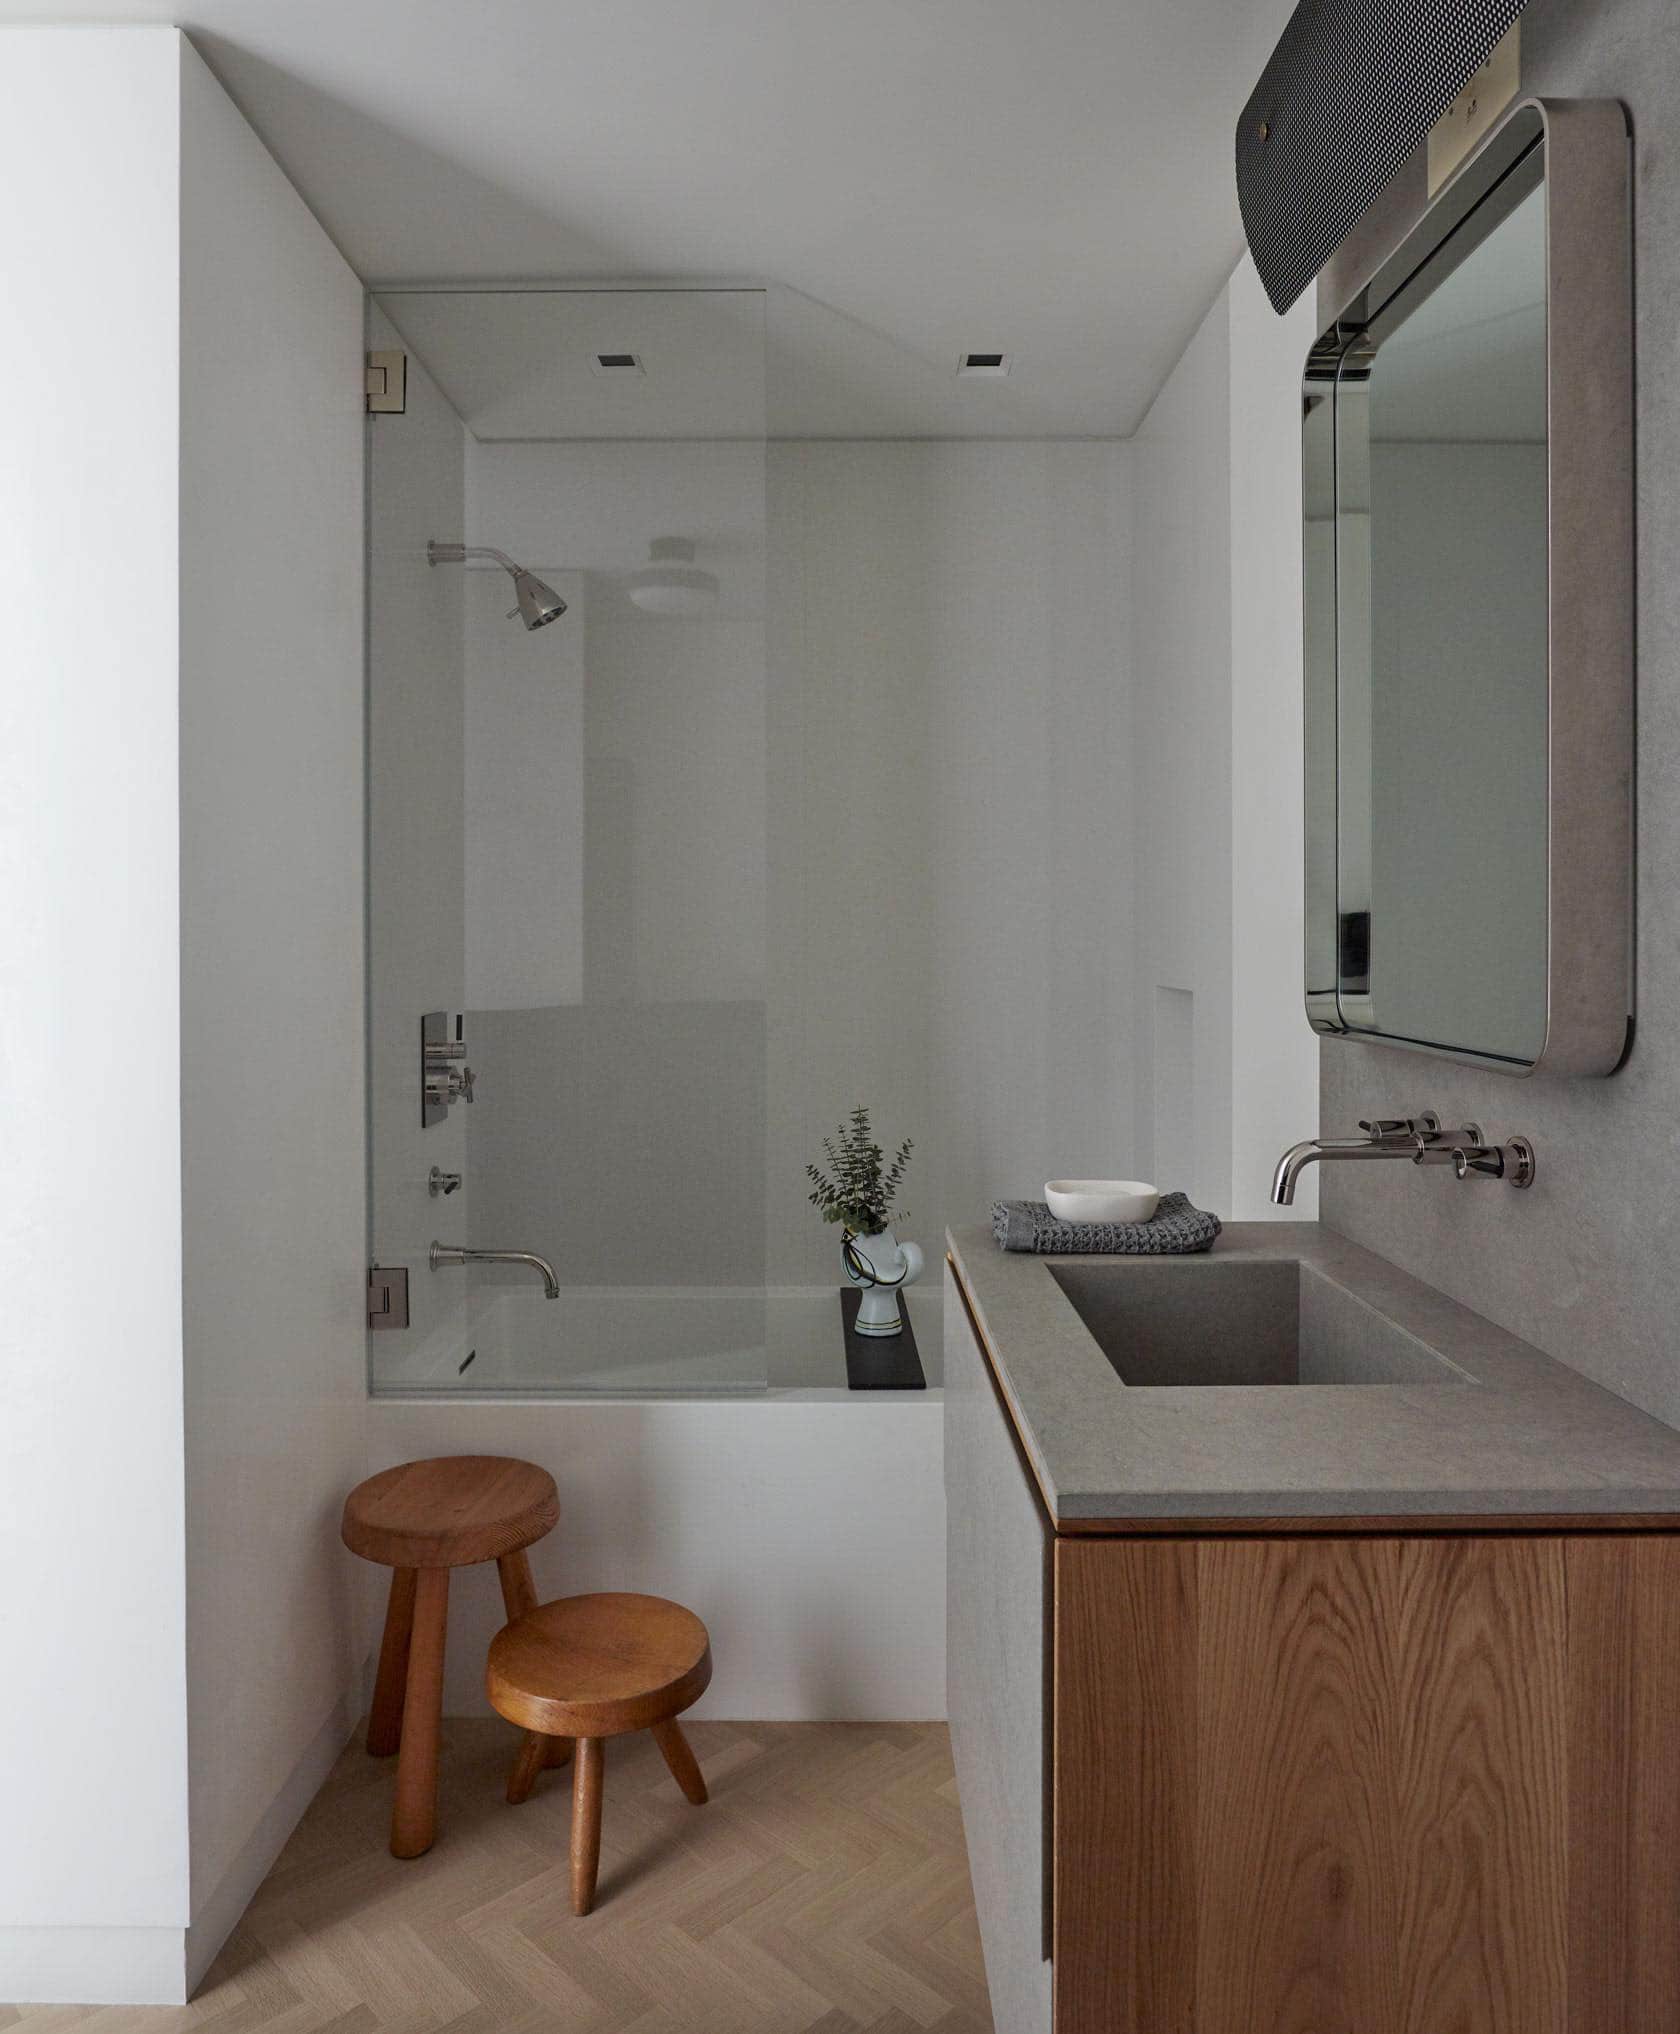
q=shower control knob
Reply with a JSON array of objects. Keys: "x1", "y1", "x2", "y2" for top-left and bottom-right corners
[{"x1": 459, "y1": 1065, "x2": 475, "y2": 1104}]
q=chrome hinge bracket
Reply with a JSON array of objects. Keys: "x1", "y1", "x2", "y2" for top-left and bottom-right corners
[
  {"x1": 366, "y1": 349, "x2": 406, "y2": 414},
  {"x1": 367, "y1": 1264, "x2": 410, "y2": 1330}
]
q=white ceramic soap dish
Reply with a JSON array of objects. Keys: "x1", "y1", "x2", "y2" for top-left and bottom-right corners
[{"x1": 1044, "y1": 1179, "x2": 1160, "y2": 1225}]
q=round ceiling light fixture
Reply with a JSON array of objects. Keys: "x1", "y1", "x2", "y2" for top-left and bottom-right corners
[{"x1": 626, "y1": 536, "x2": 719, "y2": 616}]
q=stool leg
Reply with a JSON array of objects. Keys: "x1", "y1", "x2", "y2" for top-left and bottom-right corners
[
  {"x1": 496, "y1": 1549, "x2": 538, "y2": 1622},
  {"x1": 571, "y1": 1737, "x2": 604, "y2": 1915},
  {"x1": 497, "y1": 1550, "x2": 572, "y2": 1771},
  {"x1": 367, "y1": 1567, "x2": 417, "y2": 1757},
  {"x1": 391, "y1": 1566, "x2": 449, "y2": 1859},
  {"x1": 651, "y1": 1718, "x2": 708, "y2": 1805},
  {"x1": 506, "y1": 1730, "x2": 548, "y2": 1805}
]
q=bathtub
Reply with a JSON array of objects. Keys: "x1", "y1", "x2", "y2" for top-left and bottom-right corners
[
  {"x1": 374, "y1": 1282, "x2": 944, "y2": 1395},
  {"x1": 364, "y1": 1281, "x2": 947, "y2": 1720}
]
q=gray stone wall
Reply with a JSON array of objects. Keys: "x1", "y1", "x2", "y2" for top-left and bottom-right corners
[{"x1": 1320, "y1": 0, "x2": 1680, "y2": 1425}]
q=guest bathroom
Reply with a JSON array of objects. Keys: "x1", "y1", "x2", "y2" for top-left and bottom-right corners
[{"x1": 7, "y1": 0, "x2": 1680, "y2": 2025}]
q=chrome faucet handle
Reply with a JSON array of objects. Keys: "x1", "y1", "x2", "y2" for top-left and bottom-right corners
[
  {"x1": 1413, "y1": 1134, "x2": 1536, "y2": 1186},
  {"x1": 1359, "y1": 1112, "x2": 1441, "y2": 1144},
  {"x1": 1410, "y1": 1120, "x2": 1483, "y2": 1161},
  {"x1": 1451, "y1": 1138, "x2": 1537, "y2": 1187},
  {"x1": 459, "y1": 1064, "x2": 475, "y2": 1104}
]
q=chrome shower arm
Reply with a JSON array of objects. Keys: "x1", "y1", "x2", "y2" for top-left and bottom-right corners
[
  {"x1": 426, "y1": 540, "x2": 518, "y2": 572},
  {"x1": 426, "y1": 539, "x2": 567, "y2": 629}
]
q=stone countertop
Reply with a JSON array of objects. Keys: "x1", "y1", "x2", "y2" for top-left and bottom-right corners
[{"x1": 946, "y1": 1221, "x2": 1680, "y2": 1523}]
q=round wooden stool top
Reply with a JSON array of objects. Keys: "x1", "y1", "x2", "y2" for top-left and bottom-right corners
[
  {"x1": 487, "y1": 1593, "x2": 713, "y2": 1738},
  {"x1": 341, "y1": 1455, "x2": 559, "y2": 1570}
]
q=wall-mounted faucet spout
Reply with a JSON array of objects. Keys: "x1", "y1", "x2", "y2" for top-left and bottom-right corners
[
  {"x1": 429, "y1": 1241, "x2": 560, "y2": 1298},
  {"x1": 1272, "y1": 1132, "x2": 1427, "y2": 1205},
  {"x1": 1271, "y1": 1112, "x2": 1535, "y2": 1205}
]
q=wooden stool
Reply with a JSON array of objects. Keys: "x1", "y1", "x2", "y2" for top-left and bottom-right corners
[
  {"x1": 487, "y1": 1592, "x2": 713, "y2": 1914},
  {"x1": 341, "y1": 1454, "x2": 563, "y2": 1858}
]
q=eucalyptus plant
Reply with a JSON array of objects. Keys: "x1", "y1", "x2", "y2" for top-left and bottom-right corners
[{"x1": 806, "y1": 1105, "x2": 913, "y2": 1237}]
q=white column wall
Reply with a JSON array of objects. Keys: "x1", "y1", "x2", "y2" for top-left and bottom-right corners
[
  {"x1": 0, "y1": 28, "x2": 368, "y2": 2006},
  {"x1": 0, "y1": 28, "x2": 192, "y2": 1993},
  {"x1": 177, "y1": 40, "x2": 368, "y2": 1991}
]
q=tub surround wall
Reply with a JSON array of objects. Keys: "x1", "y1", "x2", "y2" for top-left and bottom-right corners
[
  {"x1": 464, "y1": 565, "x2": 586, "y2": 1010},
  {"x1": 367, "y1": 1398, "x2": 947, "y2": 1719},
  {"x1": 454, "y1": 437, "x2": 1135, "y2": 1291},
  {"x1": 459, "y1": 439, "x2": 770, "y2": 1291},
  {"x1": 468, "y1": 1000, "x2": 768, "y2": 1288},
  {"x1": 1318, "y1": 0, "x2": 1680, "y2": 1430},
  {"x1": 0, "y1": 26, "x2": 367, "y2": 2006},
  {"x1": 767, "y1": 441, "x2": 1135, "y2": 1284}
]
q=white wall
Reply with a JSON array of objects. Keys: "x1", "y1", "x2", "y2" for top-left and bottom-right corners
[
  {"x1": 1132, "y1": 254, "x2": 1318, "y2": 1220},
  {"x1": 0, "y1": 28, "x2": 190, "y2": 2003},
  {"x1": 1228, "y1": 257, "x2": 1323, "y2": 1215},
  {"x1": 1131, "y1": 297, "x2": 1232, "y2": 1212},
  {"x1": 769, "y1": 441, "x2": 1136, "y2": 1282},
  {"x1": 0, "y1": 29, "x2": 367, "y2": 2005},
  {"x1": 422, "y1": 436, "x2": 1135, "y2": 1296},
  {"x1": 453, "y1": 437, "x2": 1135, "y2": 1290},
  {"x1": 465, "y1": 565, "x2": 586, "y2": 1009},
  {"x1": 457, "y1": 438, "x2": 769, "y2": 1292},
  {"x1": 177, "y1": 39, "x2": 368, "y2": 1992},
  {"x1": 468, "y1": 439, "x2": 769, "y2": 1006}
]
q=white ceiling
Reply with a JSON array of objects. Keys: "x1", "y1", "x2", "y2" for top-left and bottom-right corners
[
  {"x1": 378, "y1": 289, "x2": 770, "y2": 440},
  {"x1": 9, "y1": 0, "x2": 1297, "y2": 436}
]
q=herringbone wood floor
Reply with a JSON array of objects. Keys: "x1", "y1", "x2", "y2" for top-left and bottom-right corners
[{"x1": 3, "y1": 1721, "x2": 993, "y2": 2033}]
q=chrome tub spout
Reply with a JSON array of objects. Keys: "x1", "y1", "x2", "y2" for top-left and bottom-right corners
[{"x1": 429, "y1": 1241, "x2": 559, "y2": 1298}]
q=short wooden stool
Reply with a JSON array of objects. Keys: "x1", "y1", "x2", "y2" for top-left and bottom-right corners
[
  {"x1": 341, "y1": 1454, "x2": 562, "y2": 1858},
  {"x1": 487, "y1": 1592, "x2": 713, "y2": 1914}
]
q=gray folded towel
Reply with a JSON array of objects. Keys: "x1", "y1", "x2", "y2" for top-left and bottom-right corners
[{"x1": 991, "y1": 1190, "x2": 1222, "y2": 1255}]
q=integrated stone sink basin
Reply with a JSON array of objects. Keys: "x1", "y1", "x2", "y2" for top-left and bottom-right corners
[
  {"x1": 1047, "y1": 1257, "x2": 1474, "y2": 1388},
  {"x1": 947, "y1": 1222, "x2": 1680, "y2": 1521}
]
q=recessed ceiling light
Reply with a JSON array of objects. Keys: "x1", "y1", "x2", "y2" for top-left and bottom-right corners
[
  {"x1": 591, "y1": 352, "x2": 646, "y2": 376},
  {"x1": 957, "y1": 351, "x2": 1011, "y2": 378}
]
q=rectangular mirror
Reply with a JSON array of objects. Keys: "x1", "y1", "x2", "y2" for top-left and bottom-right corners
[{"x1": 1304, "y1": 101, "x2": 1632, "y2": 1076}]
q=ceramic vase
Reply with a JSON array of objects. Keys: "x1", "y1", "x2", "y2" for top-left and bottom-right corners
[{"x1": 843, "y1": 1225, "x2": 925, "y2": 1336}]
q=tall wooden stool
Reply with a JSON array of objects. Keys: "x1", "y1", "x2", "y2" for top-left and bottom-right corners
[
  {"x1": 487, "y1": 1593, "x2": 713, "y2": 1914},
  {"x1": 341, "y1": 1454, "x2": 562, "y2": 1858}
]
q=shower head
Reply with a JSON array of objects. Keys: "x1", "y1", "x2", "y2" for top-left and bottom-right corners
[
  {"x1": 427, "y1": 540, "x2": 567, "y2": 630},
  {"x1": 507, "y1": 567, "x2": 567, "y2": 631}
]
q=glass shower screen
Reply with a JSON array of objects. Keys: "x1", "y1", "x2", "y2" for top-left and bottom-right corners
[{"x1": 365, "y1": 288, "x2": 769, "y2": 1395}]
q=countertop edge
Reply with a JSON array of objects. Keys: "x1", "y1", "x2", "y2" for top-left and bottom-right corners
[{"x1": 947, "y1": 1223, "x2": 1680, "y2": 1530}]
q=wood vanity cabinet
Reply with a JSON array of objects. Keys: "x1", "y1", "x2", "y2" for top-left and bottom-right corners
[{"x1": 944, "y1": 1260, "x2": 1680, "y2": 2034}]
